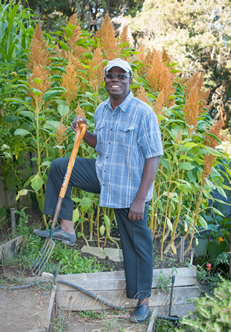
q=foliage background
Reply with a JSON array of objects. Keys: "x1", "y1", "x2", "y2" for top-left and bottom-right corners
[{"x1": 0, "y1": 1, "x2": 231, "y2": 263}]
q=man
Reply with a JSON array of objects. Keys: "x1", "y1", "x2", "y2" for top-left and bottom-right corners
[{"x1": 34, "y1": 58, "x2": 163, "y2": 323}]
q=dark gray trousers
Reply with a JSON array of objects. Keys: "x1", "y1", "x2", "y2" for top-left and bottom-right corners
[{"x1": 44, "y1": 157, "x2": 153, "y2": 299}]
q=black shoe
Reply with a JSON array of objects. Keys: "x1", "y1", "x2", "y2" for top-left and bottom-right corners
[
  {"x1": 34, "y1": 226, "x2": 76, "y2": 246},
  {"x1": 130, "y1": 303, "x2": 150, "y2": 323}
]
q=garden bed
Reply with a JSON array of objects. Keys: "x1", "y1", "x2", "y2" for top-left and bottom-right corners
[{"x1": 0, "y1": 209, "x2": 204, "y2": 331}]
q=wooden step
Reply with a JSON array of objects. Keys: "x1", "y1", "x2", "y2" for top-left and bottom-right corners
[{"x1": 56, "y1": 266, "x2": 199, "y2": 317}]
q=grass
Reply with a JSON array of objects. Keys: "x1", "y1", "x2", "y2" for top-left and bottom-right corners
[{"x1": 52, "y1": 311, "x2": 69, "y2": 332}]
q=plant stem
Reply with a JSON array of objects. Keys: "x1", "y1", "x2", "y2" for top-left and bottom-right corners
[
  {"x1": 35, "y1": 101, "x2": 47, "y2": 228},
  {"x1": 164, "y1": 169, "x2": 185, "y2": 255},
  {"x1": 96, "y1": 205, "x2": 100, "y2": 247},
  {"x1": 160, "y1": 156, "x2": 175, "y2": 260},
  {"x1": 89, "y1": 210, "x2": 93, "y2": 241},
  {"x1": 184, "y1": 188, "x2": 202, "y2": 255},
  {"x1": 105, "y1": 227, "x2": 120, "y2": 249}
]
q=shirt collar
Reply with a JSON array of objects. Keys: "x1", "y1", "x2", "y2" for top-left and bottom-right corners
[{"x1": 106, "y1": 90, "x2": 134, "y2": 112}]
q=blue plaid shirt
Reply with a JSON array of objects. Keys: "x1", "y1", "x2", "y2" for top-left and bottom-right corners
[{"x1": 94, "y1": 91, "x2": 163, "y2": 208}]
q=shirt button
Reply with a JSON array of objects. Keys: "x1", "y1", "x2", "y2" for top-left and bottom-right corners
[
  {"x1": 104, "y1": 170, "x2": 106, "y2": 172},
  {"x1": 108, "y1": 142, "x2": 111, "y2": 144},
  {"x1": 106, "y1": 156, "x2": 108, "y2": 159},
  {"x1": 111, "y1": 128, "x2": 113, "y2": 131}
]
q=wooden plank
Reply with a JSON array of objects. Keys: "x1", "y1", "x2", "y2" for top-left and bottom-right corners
[
  {"x1": 57, "y1": 286, "x2": 199, "y2": 311},
  {"x1": 47, "y1": 285, "x2": 57, "y2": 332},
  {"x1": 0, "y1": 236, "x2": 23, "y2": 261},
  {"x1": 147, "y1": 307, "x2": 158, "y2": 332},
  {"x1": 57, "y1": 266, "x2": 197, "y2": 282},
  {"x1": 57, "y1": 277, "x2": 197, "y2": 292},
  {"x1": 57, "y1": 266, "x2": 198, "y2": 292}
]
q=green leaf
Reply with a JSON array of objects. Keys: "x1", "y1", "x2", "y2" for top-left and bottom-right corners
[
  {"x1": 204, "y1": 146, "x2": 220, "y2": 156},
  {"x1": 14, "y1": 128, "x2": 31, "y2": 136},
  {"x1": 50, "y1": 66, "x2": 66, "y2": 73},
  {"x1": 104, "y1": 215, "x2": 111, "y2": 228},
  {"x1": 33, "y1": 78, "x2": 42, "y2": 84},
  {"x1": 79, "y1": 197, "x2": 92, "y2": 208},
  {"x1": 73, "y1": 207, "x2": 80, "y2": 224},
  {"x1": 100, "y1": 225, "x2": 105, "y2": 236},
  {"x1": 43, "y1": 90, "x2": 63, "y2": 100},
  {"x1": 183, "y1": 142, "x2": 198, "y2": 149},
  {"x1": 156, "y1": 199, "x2": 164, "y2": 211},
  {"x1": 19, "y1": 110, "x2": 35, "y2": 121},
  {"x1": 41, "y1": 161, "x2": 52, "y2": 166},
  {"x1": 212, "y1": 207, "x2": 225, "y2": 217},
  {"x1": 179, "y1": 162, "x2": 195, "y2": 170},
  {"x1": 65, "y1": 27, "x2": 73, "y2": 38},
  {"x1": 16, "y1": 189, "x2": 28, "y2": 200},
  {"x1": 198, "y1": 216, "x2": 208, "y2": 229},
  {"x1": 166, "y1": 217, "x2": 173, "y2": 231},
  {"x1": 44, "y1": 120, "x2": 60, "y2": 131},
  {"x1": 57, "y1": 104, "x2": 69, "y2": 116},
  {"x1": 187, "y1": 171, "x2": 196, "y2": 183},
  {"x1": 4, "y1": 98, "x2": 29, "y2": 105},
  {"x1": 71, "y1": 197, "x2": 80, "y2": 203},
  {"x1": 31, "y1": 174, "x2": 44, "y2": 192},
  {"x1": 54, "y1": 145, "x2": 65, "y2": 149},
  {"x1": 216, "y1": 186, "x2": 227, "y2": 199},
  {"x1": 31, "y1": 88, "x2": 42, "y2": 96},
  {"x1": 59, "y1": 41, "x2": 69, "y2": 51},
  {"x1": 160, "y1": 158, "x2": 171, "y2": 172},
  {"x1": 176, "y1": 183, "x2": 191, "y2": 193}
]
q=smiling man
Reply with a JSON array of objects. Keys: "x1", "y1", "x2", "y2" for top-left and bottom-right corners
[{"x1": 34, "y1": 58, "x2": 163, "y2": 323}]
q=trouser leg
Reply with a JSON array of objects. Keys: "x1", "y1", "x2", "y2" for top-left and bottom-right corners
[
  {"x1": 114, "y1": 202, "x2": 153, "y2": 299},
  {"x1": 44, "y1": 157, "x2": 100, "y2": 221}
]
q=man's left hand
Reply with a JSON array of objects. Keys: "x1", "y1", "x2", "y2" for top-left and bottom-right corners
[{"x1": 128, "y1": 198, "x2": 145, "y2": 221}]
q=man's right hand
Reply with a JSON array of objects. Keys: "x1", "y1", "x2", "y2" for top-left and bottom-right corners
[{"x1": 71, "y1": 116, "x2": 87, "y2": 132}]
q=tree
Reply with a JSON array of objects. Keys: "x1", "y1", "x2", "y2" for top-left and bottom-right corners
[
  {"x1": 19, "y1": 0, "x2": 144, "y2": 32},
  {"x1": 118, "y1": 0, "x2": 231, "y2": 127}
]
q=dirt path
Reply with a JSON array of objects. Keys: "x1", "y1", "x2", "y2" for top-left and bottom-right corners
[
  {"x1": 55, "y1": 310, "x2": 150, "y2": 331},
  {"x1": 0, "y1": 286, "x2": 51, "y2": 332},
  {"x1": 0, "y1": 286, "x2": 149, "y2": 332}
]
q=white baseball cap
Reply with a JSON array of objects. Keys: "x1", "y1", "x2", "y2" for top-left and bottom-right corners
[{"x1": 105, "y1": 58, "x2": 132, "y2": 74}]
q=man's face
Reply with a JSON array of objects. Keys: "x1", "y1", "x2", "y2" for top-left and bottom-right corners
[{"x1": 104, "y1": 66, "x2": 132, "y2": 100}]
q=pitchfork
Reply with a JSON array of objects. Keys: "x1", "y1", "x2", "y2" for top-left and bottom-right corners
[{"x1": 31, "y1": 123, "x2": 87, "y2": 276}]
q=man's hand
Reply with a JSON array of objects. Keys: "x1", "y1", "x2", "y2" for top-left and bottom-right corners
[
  {"x1": 72, "y1": 116, "x2": 97, "y2": 148},
  {"x1": 71, "y1": 116, "x2": 87, "y2": 132},
  {"x1": 128, "y1": 198, "x2": 146, "y2": 221}
]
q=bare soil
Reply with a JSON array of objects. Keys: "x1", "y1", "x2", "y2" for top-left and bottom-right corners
[{"x1": 0, "y1": 285, "x2": 51, "y2": 332}]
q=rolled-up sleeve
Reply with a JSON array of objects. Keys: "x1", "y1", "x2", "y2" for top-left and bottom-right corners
[{"x1": 138, "y1": 110, "x2": 163, "y2": 159}]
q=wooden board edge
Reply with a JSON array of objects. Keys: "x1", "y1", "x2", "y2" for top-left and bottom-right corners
[{"x1": 46, "y1": 285, "x2": 57, "y2": 332}]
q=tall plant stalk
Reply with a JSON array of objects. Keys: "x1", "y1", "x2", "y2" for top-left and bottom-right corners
[
  {"x1": 160, "y1": 156, "x2": 176, "y2": 260},
  {"x1": 35, "y1": 101, "x2": 47, "y2": 227},
  {"x1": 164, "y1": 169, "x2": 186, "y2": 254}
]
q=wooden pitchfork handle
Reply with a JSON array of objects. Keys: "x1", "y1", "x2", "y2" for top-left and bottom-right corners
[{"x1": 50, "y1": 123, "x2": 87, "y2": 236}]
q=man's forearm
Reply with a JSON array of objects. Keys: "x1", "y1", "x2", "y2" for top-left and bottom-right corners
[
  {"x1": 136, "y1": 156, "x2": 161, "y2": 201},
  {"x1": 128, "y1": 156, "x2": 161, "y2": 220},
  {"x1": 83, "y1": 131, "x2": 97, "y2": 148}
]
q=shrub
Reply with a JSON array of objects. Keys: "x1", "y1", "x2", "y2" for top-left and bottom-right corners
[{"x1": 178, "y1": 277, "x2": 231, "y2": 331}]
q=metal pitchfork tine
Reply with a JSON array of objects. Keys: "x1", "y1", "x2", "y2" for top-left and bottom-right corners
[{"x1": 31, "y1": 123, "x2": 87, "y2": 276}]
